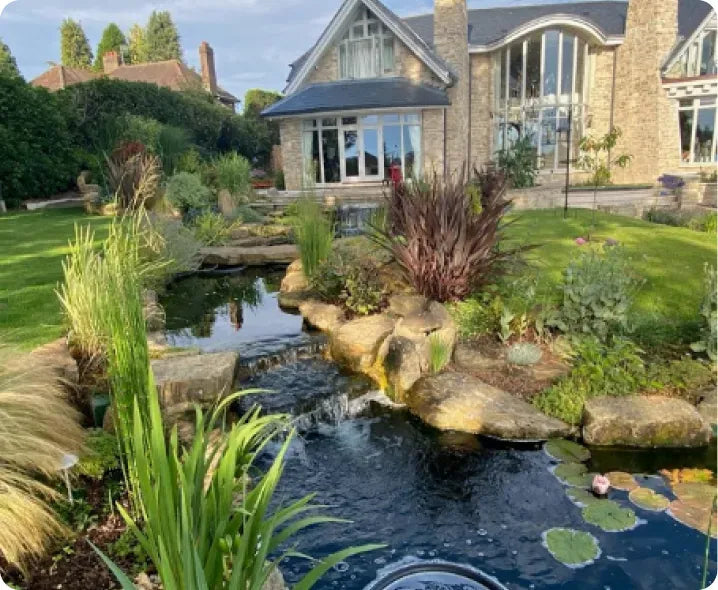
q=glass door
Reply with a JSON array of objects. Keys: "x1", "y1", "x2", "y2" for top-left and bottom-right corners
[{"x1": 361, "y1": 114, "x2": 381, "y2": 180}]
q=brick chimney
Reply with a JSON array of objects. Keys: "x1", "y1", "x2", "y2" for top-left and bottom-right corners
[
  {"x1": 434, "y1": 0, "x2": 470, "y2": 176},
  {"x1": 199, "y1": 41, "x2": 218, "y2": 95},
  {"x1": 103, "y1": 51, "x2": 121, "y2": 74}
]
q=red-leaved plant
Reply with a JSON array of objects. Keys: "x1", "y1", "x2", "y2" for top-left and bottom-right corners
[{"x1": 371, "y1": 167, "x2": 521, "y2": 302}]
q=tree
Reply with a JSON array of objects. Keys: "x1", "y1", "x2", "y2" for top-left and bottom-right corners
[
  {"x1": 93, "y1": 23, "x2": 126, "y2": 71},
  {"x1": 0, "y1": 38, "x2": 21, "y2": 79},
  {"x1": 243, "y1": 88, "x2": 282, "y2": 117},
  {"x1": 127, "y1": 24, "x2": 148, "y2": 64},
  {"x1": 144, "y1": 11, "x2": 181, "y2": 62},
  {"x1": 577, "y1": 126, "x2": 632, "y2": 236},
  {"x1": 60, "y1": 18, "x2": 93, "y2": 68}
]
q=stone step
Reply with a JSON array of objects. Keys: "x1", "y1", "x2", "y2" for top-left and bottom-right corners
[{"x1": 201, "y1": 244, "x2": 298, "y2": 266}]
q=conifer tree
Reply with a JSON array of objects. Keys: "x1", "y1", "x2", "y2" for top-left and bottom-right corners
[
  {"x1": 0, "y1": 38, "x2": 21, "y2": 79},
  {"x1": 144, "y1": 11, "x2": 181, "y2": 62},
  {"x1": 93, "y1": 23, "x2": 126, "y2": 70},
  {"x1": 127, "y1": 23, "x2": 148, "y2": 64},
  {"x1": 60, "y1": 18, "x2": 93, "y2": 68}
]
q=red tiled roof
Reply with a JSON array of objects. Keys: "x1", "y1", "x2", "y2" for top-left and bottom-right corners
[{"x1": 30, "y1": 65, "x2": 97, "y2": 91}]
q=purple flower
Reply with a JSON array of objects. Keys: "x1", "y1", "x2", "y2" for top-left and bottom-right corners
[{"x1": 575, "y1": 237, "x2": 587, "y2": 246}]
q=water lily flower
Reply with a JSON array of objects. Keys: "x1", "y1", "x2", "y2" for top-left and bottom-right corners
[
  {"x1": 575, "y1": 237, "x2": 587, "y2": 246},
  {"x1": 592, "y1": 474, "x2": 610, "y2": 496}
]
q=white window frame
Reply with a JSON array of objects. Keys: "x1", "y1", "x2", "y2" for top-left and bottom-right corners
[
  {"x1": 337, "y1": 6, "x2": 395, "y2": 80},
  {"x1": 302, "y1": 111, "x2": 422, "y2": 185},
  {"x1": 678, "y1": 97, "x2": 718, "y2": 166}
]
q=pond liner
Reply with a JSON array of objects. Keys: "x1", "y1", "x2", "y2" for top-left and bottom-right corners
[{"x1": 363, "y1": 560, "x2": 509, "y2": 590}]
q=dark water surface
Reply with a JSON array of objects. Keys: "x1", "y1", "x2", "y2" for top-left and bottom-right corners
[{"x1": 162, "y1": 272, "x2": 717, "y2": 590}]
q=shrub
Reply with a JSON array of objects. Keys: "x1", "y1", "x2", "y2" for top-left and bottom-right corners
[
  {"x1": 549, "y1": 246, "x2": 643, "y2": 341},
  {"x1": 165, "y1": 171, "x2": 214, "y2": 213},
  {"x1": 0, "y1": 350, "x2": 84, "y2": 572},
  {"x1": 234, "y1": 204, "x2": 264, "y2": 224},
  {"x1": 428, "y1": 333, "x2": 452, "y2": 374},
  {"x1": 157, "y1": 125, "x2": 190, "y2": 176},
  {"x1": 495, "y1": 135, "x2": 538, "y2": 188},
  {"x1": 691, "y1": 264, "x2": 717, "y2": 361},
  {"x1": 118, "y1": 114, "x2": 163, "y2": 153},
  {"x1": 104, "y1": 146, "x2": 161, "y2": 211},
  {"x1": 506, "y1": 342, "x2": 542, "y2": 366},
  {"x1": 687, "y1": 211, "x2": 718, "y2": 234},
  {"x1": 0, "y1": 76, "x2": 78, "y2": 207},
  {"x1": 213, "y1": 152, "x2": 252, "y2": 197},
  {"x1": 192, "y1": 210, "x2": 235, "y2": 246},
  {"x1": 533, "y1": 336, "x2": 646, "y2": 425},
  {"x1": 341, "y1": 259, "x2": 385, "y2": 315},
  {"x1": 644, "y1": 207, "x2": 718, "y2": 233},
  {"x1": 176, "y1": 148, "x2": 204, "y2": 175},
  {"x1": 77, "y1": 429, "x2": 121, "y2": 480},
  {"x1": 371, "y1": 168, "x2": 521, "y2": 302},
  {"x1": 292, "y1": 195, "x2": 334, "y2": 278},
  {"x1": 644, "y1": 358, "x2": 715, "y2": 402}
]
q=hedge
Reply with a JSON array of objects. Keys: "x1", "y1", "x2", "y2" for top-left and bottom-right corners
[{"x1": 0, "y1": 76, "x2": 78, "y2": 207}]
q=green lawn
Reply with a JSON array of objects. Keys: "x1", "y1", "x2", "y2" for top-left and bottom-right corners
[
  {"x1": 0, "y1": 206, "x2": 714, "y2": 353},
  {"x1": 0, "y1": 208, "x2": 111, "y2": 351},
  {"x1": 504, "y1": 208, "x2": 717, "y2": 342}
]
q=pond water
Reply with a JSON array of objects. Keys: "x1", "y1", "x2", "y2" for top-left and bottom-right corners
[{"x1": 162, "y1": 271, "x2": 717, "y2": 590}]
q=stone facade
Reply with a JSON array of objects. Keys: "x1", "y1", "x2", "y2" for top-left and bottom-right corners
[
  {"x1": 586, "y1": 46, "x2": 616, "y2": 138},
  {"x1": 304, "y1": 45, "x2": 339, "y2": 87},
  {"x1": 469, "y1": 54, "x2": 493, "y2": 169},
  {"x1": 279, "y1": 119, "x2": 303, "y2": 191}
]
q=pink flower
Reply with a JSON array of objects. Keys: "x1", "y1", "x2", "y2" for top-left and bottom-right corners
[
  {"x1": 575, "y1": 237, "x2": 587, "y2": 246},
  {"x1": 592, "y1": 474, "x2": 610, "y2": 496}
]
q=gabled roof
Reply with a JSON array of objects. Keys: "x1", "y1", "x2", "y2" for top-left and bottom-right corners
[
  {"x1": 284, "y1": 0, "x2": 454, "y2": 94},
  {"x1": 30, "y1": 65, "x2": 97, "y2": 91},
  {"x1": 31, "y1": 59, "x2": 238, "y2": 103},
  {"x1": 404, "y1": 1, "x2": 628, "y2": 50},
  {"x1": 263, "y1": 78, "x2": 449, "y2": 118}
]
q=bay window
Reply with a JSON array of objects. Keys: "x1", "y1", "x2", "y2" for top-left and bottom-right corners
[
  {"x1": 302, "y1": 113, "x2": 422, "y2": 185},
  {"x1": 679, "y1": 97, "x2": 717, "y2": 164},
  {"x1": 339, "y1": 7, "x2": 395, "y2": 79},
  {"x1": 493, "y1": 29, "x2": 588, "y2": 171}
]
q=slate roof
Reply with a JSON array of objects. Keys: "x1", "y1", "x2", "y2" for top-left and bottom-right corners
[
  {"x1": 262, "y1": 78, "x2": 449, "y2": 117},
  {"x1": 31, "y1": 59, "x2": 238, "y2": 103}
]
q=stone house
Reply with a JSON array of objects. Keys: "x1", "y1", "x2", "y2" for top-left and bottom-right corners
[
  {"x1": 262, "y1": 0, "x2": 716, "y2": 191},
  {"x1": 31, "y1": 42, "x2": 238, "y2": 110}
]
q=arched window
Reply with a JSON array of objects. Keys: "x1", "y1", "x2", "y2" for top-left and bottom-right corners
[{"x1": 492, "y1": 29, "x2": 588, "y2": 171}]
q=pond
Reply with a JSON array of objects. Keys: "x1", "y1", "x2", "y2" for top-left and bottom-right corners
[{"x1": 161, "y1": 271, "x2": 717, "y2": 590}]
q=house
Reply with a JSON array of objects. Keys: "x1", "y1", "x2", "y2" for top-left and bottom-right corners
[
  {"x1": 31, "y1": 42, "x2": 239, "y2": 110},
  {"x1": 262, "y1": 0, "x2": 716, "y2": 191}
]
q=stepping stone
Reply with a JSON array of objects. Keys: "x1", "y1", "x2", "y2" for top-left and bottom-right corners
[
  {"x1": 406, "y1": 371, "x2": 570, "y2": 440},
  {"x1": 201, "y1": 244, "x2": 298, "y2": 266},
  {"x1": 583, "y1": 395, "x2": 712, "y2": 448}
]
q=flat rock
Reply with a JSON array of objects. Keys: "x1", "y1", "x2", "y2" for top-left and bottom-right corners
[
  {"x1": 330, "y1": 314, "x2": 396, "y2": 372},
  {"x1": 299, "y1": 300, "x2": 345, "y2": 332},
  {"x1": 696, "y1": 387, "x2": 717, "y2": 433},
  {"x1": 388, "y1": 294, "x2": 429, "y2": 317},
  {"x1": 583, "y1": 395, "x2": 712, "y2": 448},
  {"x1": 453, "y1": 343, "x2": 504, "y2": 372},
  {"x1": 201, "y1": 244, "x2": 298, "y2": 266},
  {"x1": 406, "y1": 371, "x2": 570, "y2": 440},
  {"x1": 152, "y1": 352, "x2": 239, "y2": 407}
]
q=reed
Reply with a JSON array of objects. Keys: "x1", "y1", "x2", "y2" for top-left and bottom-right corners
[{"x1": 292, "y1": 195, "x2": 334, "y2": 279}]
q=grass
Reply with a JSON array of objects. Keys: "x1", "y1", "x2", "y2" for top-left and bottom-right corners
[
  {"x1": 504, "y1": 208, "x2": 717, "y2": 336},
  {"x1": 0, "y1": 208, "x2": 111, "y2": 351}
]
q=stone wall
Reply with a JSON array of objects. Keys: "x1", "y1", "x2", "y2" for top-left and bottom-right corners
[
  {"x1": 612, "y1": 0, "x2": 680, "y2": 183},
  {"x1": 303, "y1": 46, "x2": 338, "y2": 86},
  {"x1": 469, "y1": 53, "x2": 493, "y2": 169},
  {"x1": 396, "y1": 42, "x2": 443, "y2": 85},
  {"x1": 422, "y1": 109, "x2": 445, "y2": 176},
  {"x1": 434, "y1": 0, "x2": 470, "y2": 176},
  {"x1": 586, "y1": 46, "x2": 616, "y2": 138},
  {"x1": 279, "y1": 119, "x2": 303, "y2": 191}
]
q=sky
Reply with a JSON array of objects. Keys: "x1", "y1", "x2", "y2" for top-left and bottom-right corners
[{"x1": 1, "y1": 0, "x2": 607, "y2": 105}]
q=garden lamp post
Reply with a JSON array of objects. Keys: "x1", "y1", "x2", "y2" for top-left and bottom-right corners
[
  {"x1": 562, "y1": 106, "x2": 573, "y2": 219},
  {"x1": 60, "y1": 453, "x2": 79, "y2": 504},
  {"x1": 0, "y1": 182, "x2": 6, "y2": 214}
]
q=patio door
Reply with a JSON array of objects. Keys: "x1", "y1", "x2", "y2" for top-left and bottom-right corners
[
  {"x1": 340, "y1": 115, "x2": 383, "y2": 182},
  {"x1": 361, "y1": 120, "x2": 382, "y2": 180}
]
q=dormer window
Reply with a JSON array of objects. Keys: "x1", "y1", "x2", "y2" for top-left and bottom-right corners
[{"x1": 339, "y1": 8, "x2": 395, "y2": 79}]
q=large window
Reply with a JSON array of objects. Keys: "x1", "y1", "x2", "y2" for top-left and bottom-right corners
[
  {"x1": 679, "y1": 97, "x2": 717, "y2": 164},
  {"x1": 339, "y1": 7, "x2": 395, "y2": 79},
  {"x1": 493, "y1": 29, "x2": 588, "y2": 171},
  {"x1": 302, "y1": 113, "x2": 421, "y2": 184},
  {"x1": 672, "y1": 25, "x2": 717, "y2": 78}
]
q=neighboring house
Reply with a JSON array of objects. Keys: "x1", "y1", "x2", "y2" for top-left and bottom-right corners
[
  {"x1": 262, "y1": 0, "x2": 716, "y2": 191},
  {"x1": 31, "y1": 42, "x2": 238, "y2": 110}
]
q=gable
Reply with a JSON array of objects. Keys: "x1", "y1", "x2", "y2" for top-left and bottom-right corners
[
  {"x1": 664, "y1": 6, "x2": 717, "y2": 77},
  {"x1": 285, "y1": 0, "x2": 452, "y2": 94}
]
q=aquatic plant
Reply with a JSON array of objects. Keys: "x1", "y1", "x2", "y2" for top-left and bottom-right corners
[
  {"x1": 506, "y1": 342, "x2": 542, "y2": 366},
  {"x1": 292, "y1": 195, "x2": 334, "y2": 279},
  {"x1": 428, "y1": 333, "x2": 452, "y2": 374},
  {"x1": 691, "y1": 264, "x2": 717, "y2": 361},
  {"x1": 0, "y1": 350, "x2": 85, "y2": 573},
  {"x1": 192, "y1": 210, "x2": 237, "y2": 246},
  {"x1": 581, "y1": 500, "x2": 638, "y2": 532},
  {"x1": 566, "y1": 488, "x2": 603, "y2": 508},
  {"x1": 552, "y1": 462, "x2": 594, "y2": 488},
  {"x1": 605, "y1": 471, "x2": 638, "y2": 492},
  {"x1": 543, "y1": 528, "x2": 601, "y2": 568},
  {"x1": 544, "y1": 439, "x2": 591, "y2": 463},
  {"x1": 592, "y1": 474, "x2": 610, "y2": 496},
  {"x1": 628, "y1": 488, "x2": 670, "y2": 512},
  {"x1": 370, "y1": 167, "x2": 524, "y2": 302}
]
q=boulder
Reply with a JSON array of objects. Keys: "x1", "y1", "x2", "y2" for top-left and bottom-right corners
[
  {"x1": 696, "y1": 387, "x2": 717, "y2": 434},
  {"x1": 406, "y1": 371, "x2": 570, "y2": 440},
  {"x1": 583, "y1": 396, "x2": 712, "y2": 448},
  {"x1": 152, "y1": 352, "x2": 240, "y2": 408},
  {"x1": 381, "y1": 335, "x2": 423, "y2": 394},
  {"x1": 278, "y1": 260, "x2": 312, "y2": 309},
  {"x1": 453, "y1": 344, "x2": 504, "y2": 372},
  {"x1": 299, "y1": 300, "x2": 344, "y2": 332},
  {"x1": 201, "y1": 244, "x2": 298, "y2": 266},
  {"x1": 388, "y1": 294, "x2": 429, "y2": 317},
  {"x1": 330, "y1": 314, "x2": 396, "y2": 373}
]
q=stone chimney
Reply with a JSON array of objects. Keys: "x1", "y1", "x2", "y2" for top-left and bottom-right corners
[
  {"x1": 199, "y1": 41, "x2": 218, "y2": 95},
  {"x1": 433, "y1": 0, "x2": 470, "y2": 176},
  {"x1": 103, "y1": 51, "x2": 121, "y2": 74}
]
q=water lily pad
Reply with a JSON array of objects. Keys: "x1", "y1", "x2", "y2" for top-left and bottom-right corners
[
  {"x1": 606, "y1": 471, "x2": 639, "y2": 492},
  {"x1": 660, "y1": 468, "x2": 715, "y2": 486},
  {"x1": 545, "y1": 439, "x2": 591, "y2": 463},
  {"x1": 543, "y1": 528, "x2": 601, "y2": 568},
  {"x1": 669, "y1": 499, "x2": 718, "y2": 538},
  {"x1": 567, "y1": 487, "x2": 604, "y2": 508},
  {"x1": 672, "y1": 482, "x2": 715, "y2": 505},
  {"x1": 553, "y1": 463, "x2": 597, "y2": 487},
  {"x1": 582, "y1": 499, "x2": 638, "y2": 532},
  {"x1": 628, "y1": 487, "x2": 670, "y2": 512}
]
